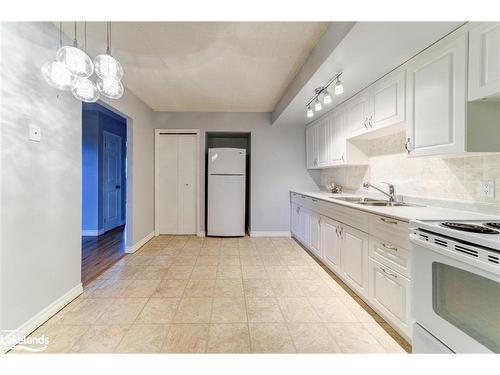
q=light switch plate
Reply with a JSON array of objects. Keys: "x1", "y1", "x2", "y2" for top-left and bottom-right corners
[
  {"x1": 479, "y1": 180, "x2": 495, "y2": 198},
  {"x1": 29, "y1": 124, "x2": 41, "y2": 142}
]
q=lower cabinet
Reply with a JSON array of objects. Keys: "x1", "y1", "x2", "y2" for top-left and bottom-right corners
[
  {"x1": 368, "y1": 257, "x2": 411, "y2": 336},
  {"x1": 321, "y1": 217, "x2": 342, "y2": 274},
  {"x1": 290, "y1": 194, "x2": 412, "y2": 341},
  {"x1": 340, "y1": 224, "x2": 369, "y2": 299}
]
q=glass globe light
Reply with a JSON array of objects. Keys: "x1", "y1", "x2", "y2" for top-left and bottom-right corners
[
  {"x1": 94, "y1": 54, "x2": 124, "y2": 80},
  {"x1": 41, "y1": 61, "x2": 74, "y2": 91},
  {"x1": 96, "y1": 78, "x2": 124, "y2": 99},
  {"x1": 56, "y1": 46, "x2": 94, "y2": 78},
  {"x1": 71, "y1": 77, "x2": 100, "y2": 102},
  {"x1": 334, "y1": 78, "x2": 344, "y2": 95}
]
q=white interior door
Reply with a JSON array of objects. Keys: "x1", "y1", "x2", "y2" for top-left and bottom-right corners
[
  {"x1": 103, "y1": 131, "x2": 122, "y2": 232},
  {"x1": 158, "y1": 134, "x2": 179, "y2": 234},
  {"x1": 157, "y1": 133, "x2": 197, "y2": 235},
  {"x1": 177, "y1": 135, "x2": 197, "y2": 234}
]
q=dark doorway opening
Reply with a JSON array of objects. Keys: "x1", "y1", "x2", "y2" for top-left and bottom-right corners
[
  {"x1": 81, "y1": 102, "x2": 127, "y2": 285},
  {"x1": 205, "y1": 132, "x2": 251, "y2": 235}
]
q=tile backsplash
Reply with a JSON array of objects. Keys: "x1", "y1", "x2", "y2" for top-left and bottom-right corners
[{"x1": 321, "y1": 131, "x2": 500, "y2": 205}]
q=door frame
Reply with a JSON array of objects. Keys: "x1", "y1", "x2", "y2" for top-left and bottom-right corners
[
  {"x1": 154, "y1": 129, "x2": 201, "y2": 237},
  {"x1": 102, "y1": 130, "x2": 123, "y2": 232}
]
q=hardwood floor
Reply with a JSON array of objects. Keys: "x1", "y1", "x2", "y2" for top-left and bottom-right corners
[{"x1": 81, "y1": 225, "x2": 126, "y2": 286}]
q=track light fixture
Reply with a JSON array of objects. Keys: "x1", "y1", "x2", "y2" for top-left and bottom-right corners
[{"x1": 305, "y1": 72, "x2": 344, "y2": 118}]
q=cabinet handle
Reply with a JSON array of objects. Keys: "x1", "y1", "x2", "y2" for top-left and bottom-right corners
[
  {"x1": 341, "y1": 152, "x2": 345, "y2": 162},
  {"x1": 380, "y1": 267, "x2": 398, "y2": 279},
  {"x1": 364, "y1": 117, "x2": 368, "y2": 129},
  {"x1": 404, "y1": 138, "x2": 411, "y2": 154},
  {"x1": 380, "y1": 217, "x2": 398, "y2": 225},
  {"x1": 312, "y1": 199, "x2": 318, "y2": 202},
  {"x1": 300, "y1": 195, "x2": 306, "y2": 199},
  {"x1": 335, "y1": 226, "x2": 340, "y2": 236},
  {"x1": 381, "y1": 242, "x2": 398, "y2": 252},
  {"x1": 369, "y1": 115, "x2": 373, "y2": 127}
]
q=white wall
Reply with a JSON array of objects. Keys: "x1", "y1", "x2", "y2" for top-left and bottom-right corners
[
  {"x1": 0, "y1": 22, "x2": 157, "y2": 336},
  {"x1": 153, "y1": 112, "x2": 319, "y2": 234},
  {"x1": 0, "y1": 22, "x2": 82, "y2": 331}
]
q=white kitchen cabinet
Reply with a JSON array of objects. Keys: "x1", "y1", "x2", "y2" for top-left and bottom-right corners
[
  {"x1": 298, "y1": 206, "x2": 309, "y2": 243},
  {"x1": 306, "y1": 123, "x2": 319, "y2": 168},
  {"x1": 308, "y1": 210, "x2": 322, "y2": 258},
  {"x1": 369, "y1": 257, "x2": 411, "y2": 337},
  {"x1": 468, "y1": 22, "x2": 500, "y2": 101},
  {"x1": 321, "y1": 217, "x2": 342, "y2": 273},
  {"x1": 318, "y1": 118, "x2": 330, "y2": 167},
  {"x1": 345, "y1": 91, "x2": 370, "y2": 138},
  {"x1": 405, "y1": 32, "x2": 468, "y2": 157},
  {"x1": 291, "y1": 203, "x2": 300, "y2": 239},
  {"x1": 340, "y1": 224, "x2": 369, "y2": 298},
  {"x1": 369, "y1": 68, "x2": 406, "y2": 131},
  {"x1": 328, "y1": 108, "x2": 345, "y2": 165}
]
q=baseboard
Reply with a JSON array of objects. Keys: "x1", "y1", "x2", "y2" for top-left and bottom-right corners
[
  {"x1": 125, "y1": 231, "x2": 155, "y2": 254},
  {"x1": 82, "y1": 228, "x2": 105, "y2": 236},
  {"x1": 249, "y1": 231, "x2": 291, "y2": 237},
  {"x1": 0, "y1": 283, "x2": 83, "y2": 353},
  {"x1": 197, "y1": 231, "x2": 206, "y2": 237}
]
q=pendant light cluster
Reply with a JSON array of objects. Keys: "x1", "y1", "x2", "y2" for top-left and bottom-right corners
[
  {"x1": 306, "y1": 72, "x2": 344, "y2": 118},
  {"x1": 42, "y1": 22, "x2": 124, "y2": 102}
]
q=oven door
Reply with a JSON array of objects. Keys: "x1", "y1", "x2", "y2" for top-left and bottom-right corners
[{"x1": 411, "y1": 235, "x2": 500, "y2": 353}]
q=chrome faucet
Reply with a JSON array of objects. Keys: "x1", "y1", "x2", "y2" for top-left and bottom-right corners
[{"x1": 363, "y1": 182, "x2": 397, "y2": 202}]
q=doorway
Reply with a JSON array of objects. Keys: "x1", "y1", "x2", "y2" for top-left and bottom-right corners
[
  {"x1": 155, "y1": 129, "x2": 200, "y2": 235},
  {"x1": 81, "y1": 102, "x2": 128, "y2": 284}
]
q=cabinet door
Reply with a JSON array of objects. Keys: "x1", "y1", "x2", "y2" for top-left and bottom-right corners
[
  {"x1": 306, "y1": 124, "x2": 319, "y2": 169},
  {"x1": 369, "y1": 258, "x2": 411, "y2": 337},
  {"x1": 299, "y1": 208, "x2": 309, "y2": 245},
  {"x1": 370, "y1": 68, "x2": 406, "y2": 130},
  {"x1": 344, "y1": 91, "x2": 370, "y2": 138},
  {"x1": 340, "y1": 224, "x2": 369, "y2": 297},
  {"x1": 328, "y1": 108, "x2": 345, "y2": 165},
  {"x1": 291, "y1": 203, "x2": 300, "y2": 238},
  {"x1": 405, "y1": 33, "x2": 467, "y2": 157},
  {"x1": 468, "y1": 22, "x2": 500, "y2": 101},
  {"x1": 321, "y1": 217, "x2": 341, "y2": 273},
  {"x1": 318, "y1": 118, "x2": 330, "y2": 167},
  {"x1": 306, "y1": 211, "x2": 321, "y2": 257}
]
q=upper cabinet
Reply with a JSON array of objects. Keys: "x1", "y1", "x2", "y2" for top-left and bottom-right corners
[
  {"x1": 370, "y1": 68, "x2": 406, "y2": 132},
  {"x1": 306, "y1": 106, "x2": 368, "y2": 169},
  {"x1": 405, "y1": 32, "x2": 468, "y2": 157},
  {"x1": 305, "y1": 22, "x2": 500, "y2": 167},
  {"x1": 347, "y1": 68, "x2": 406, "y2": 140},
  {"x1": 468, "y1": 22, "x2": 500, "y2": 101}
]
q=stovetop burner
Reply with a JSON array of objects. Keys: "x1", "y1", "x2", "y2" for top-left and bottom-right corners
[
  {"x1": 485, "y1": 222, "x2": 500, "y2": 230},
  {"x1": 441, "y1": 222, "x2": 499, "y2": 234}
]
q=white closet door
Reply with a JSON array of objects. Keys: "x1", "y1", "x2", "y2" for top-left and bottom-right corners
[
  {"x1": 177, "y1": 134, "x2": 197, "y2": 234},
  {"x1": 158, "y1": 135, "x2": 179, "y2": 234}
]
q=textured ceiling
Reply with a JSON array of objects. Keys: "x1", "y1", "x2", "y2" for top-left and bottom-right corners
[{"x1": 59, "y1": 22, "x2": 329, "y2": 112}]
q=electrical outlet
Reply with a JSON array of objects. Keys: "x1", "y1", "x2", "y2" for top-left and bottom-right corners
[
  {"x1": 29, "y1": 124, "x2": 41, "y2": 142},
  {"x1": 479, "y1": 180, "x2": 495, "y2": 198}
]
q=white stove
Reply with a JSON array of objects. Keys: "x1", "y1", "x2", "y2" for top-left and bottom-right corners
[
  {"x1": 410, "y1": 219, "x2": 500, "y2": 354},
  {"x1": 411, "y1": 220, "x2": 500, "y2": 251}
]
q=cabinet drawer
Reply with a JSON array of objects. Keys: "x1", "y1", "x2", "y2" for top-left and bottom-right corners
[
  {"x1": 318, "y1": 201, "x2": 370, "y2": 233},
  {"x1": 368, "y1": 257, "x2": 411, "y2": 339},
  {"x1": 291, "y1": 193, "x2": 321, "y2": 211},
  {"x1": 369, "y1": 214, "x2": 409, "y2": 249},
  {"x1": 369, "y1": 237, "x2": 411, "y2": 279}
]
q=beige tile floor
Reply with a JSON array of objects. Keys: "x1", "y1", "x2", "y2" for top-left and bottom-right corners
[{"x1": 17, "y1": 236, "x2": 411, "y2": 354}]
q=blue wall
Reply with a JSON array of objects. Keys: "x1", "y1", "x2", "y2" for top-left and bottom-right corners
[{"x1": 82, "y1": 103, "x2": 127, "y2": 234}]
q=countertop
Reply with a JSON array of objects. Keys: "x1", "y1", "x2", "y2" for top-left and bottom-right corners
[{"x1": 290, "y1": 190, "x2": 500, "y2": 223}]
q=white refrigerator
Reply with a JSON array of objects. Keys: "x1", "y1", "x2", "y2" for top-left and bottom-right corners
[{"x1": 207, "y1": 148, "x2": 246, "y2": 236}]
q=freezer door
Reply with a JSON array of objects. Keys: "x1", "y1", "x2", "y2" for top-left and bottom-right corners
[
  {"x1": 208, "y1": 175, "x2": 245, "y2": 236},
  {"x1": 208, "y1": 148, "x2": 246, "y2": 175}
]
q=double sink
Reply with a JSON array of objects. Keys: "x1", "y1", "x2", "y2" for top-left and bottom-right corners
[{"x1": 330, "y1": 196, "x2": 421, "y2": 207}]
